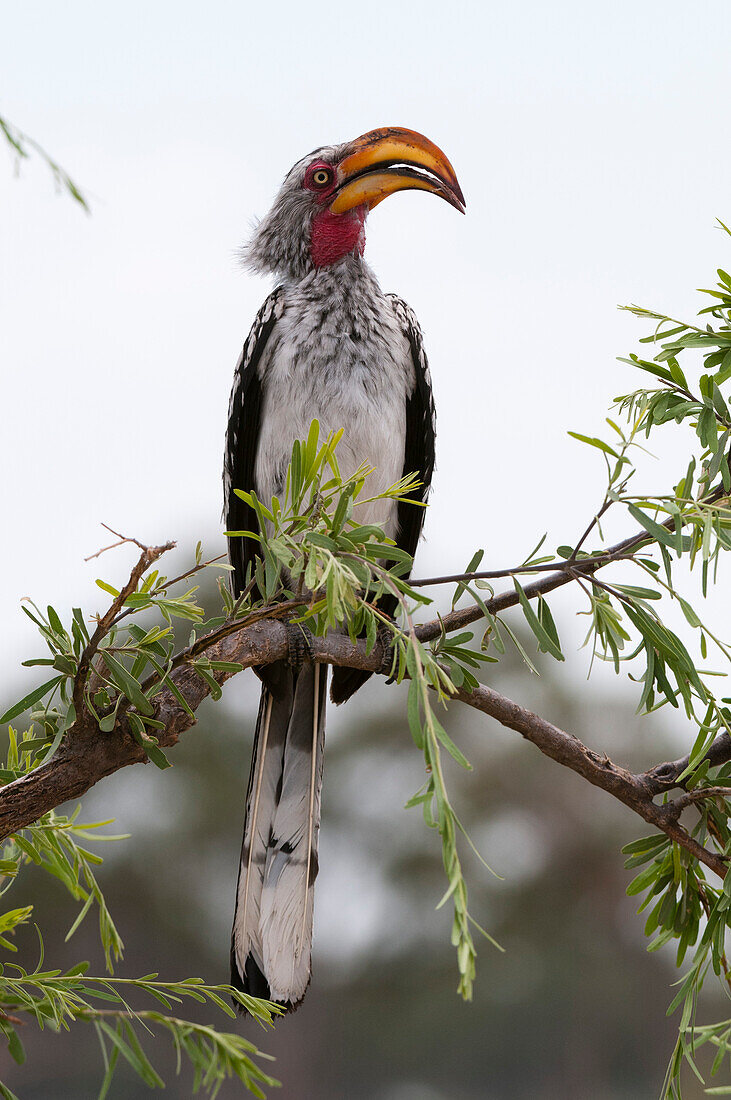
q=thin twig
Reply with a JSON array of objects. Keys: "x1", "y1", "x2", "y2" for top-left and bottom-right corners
[
  {"x1": 109, "y1": 551, "x2": 227, "y2": 630},
  {"x1": 673, "y1": 787, "x2": 731, "y2": 812},
  {"x1": 72, "y1": 540, "x2": 175, "y2": 716},
  {"x1": 409, "y1": 551, "x2": 638, "y2": 588},
  {"x1": 84, "y1": 525, "x2": 149, "y2": 562},
  {"x1": 571, "y1": 498, "x2": 613, "y2": 560}
]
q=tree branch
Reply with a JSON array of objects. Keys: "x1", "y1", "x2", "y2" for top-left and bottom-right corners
[
  {"x1": 416, "y1": 563, "x2": 595, "y2": 642},
  {"x1": 414, "y1": 478, "x2": 731, "y2": 641},
  {"x1": 6, "y1": 464, "x2": 731, "y2": 873},
  {"x1": 448, "y1": 681, "x2": 728, "y2": 879},
  {"x1": 641, "y1": 732, "x2": 731, "y2": 794},
  {"x1": 72, "y1": 540, "x2": 174, "y2": 715},
  {"x1": 2, "y1": 608, "x2": 729, "y2": 880}
]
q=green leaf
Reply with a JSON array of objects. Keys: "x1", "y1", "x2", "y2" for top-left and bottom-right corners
[
  {"x1": 97, "y1": 1021, "x2": 162, "y2": 1089},
  {"x1": 667, "y1": 358, "x2": 688, "y2": 389},
  {"x1": 145, "y1": 656, "x2": 195, "y2": 719},
  {"x1": 537, "y1": 597, "x2": 562, "y2": 654},
  {"x1": 621, "y1": 834, "x2": 669, "y2": 856},
  {"x1": 451, "y1": 549, "x2": 484, "y2": 609},
  {"x1": 567, "y1": 432, "x2": 619, "y2": 458},
  {"x1": 95, "y1": 579, "x2": 120, "y2": 598},
  {"x1": 619, "y1": 355, "x2": 674, "y2": 383},
  {"x1": 513, "y1": 580, "x2": 564, "y2": 661},
  {"x1": 677, "y1": 597, "x2": 702, "y2": 629},
  {"x1": 100, "y1": 653, "x2": 154, "y2": 716},
  {"x1": 626, "y1": 862, "x2": 662, "y2": 896},
  {"x1": 406, "y1": 678, "x2": 424, "y2": 750},
  {"x1": 192, "y1": 663, "x2": 223, "y2": 702},
  {"x1": 716, "y1": 347, "x2": 731, "y2": 385},
  {"x1": 65, "y1": 890, "x2": 95, "y2": 942},
  {"x1": 712, "y1": 382, "x2": 731, "y2": 422},
  {"x1": 698, "y1": 405, "x2": 718, "y2": 449},
  {"x1": 500, "y1": 619, "x2": 539, "y2": 674},
  {"x1": 127, "y1": 714, "x2": 172, "y2": 769},
  {"x1": 626, "y1": 504, "x2": 675, "y2": 548},
  {"x1": 40, "y1": 701, "x2": 77, "y2": 766},
  {"x1": 0, "y1": 676, "x2": 64, "y2": 724},
  {"x1": 432, "y1": 713, "x2": 471, "y2": 770},
  {"x1": 6, "y1": 1029, "x2": 25, "y2": 1066}
]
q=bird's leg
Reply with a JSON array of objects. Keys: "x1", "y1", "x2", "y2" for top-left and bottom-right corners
[
  {"x1": 376, "y1": 615, "x2": 399, "y2": 681},
  {"x1": 285, "y1": 621, "x2": 314, "y2": 673}
]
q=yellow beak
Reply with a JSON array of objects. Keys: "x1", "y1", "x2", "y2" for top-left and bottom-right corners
[{"x1": 329, "y1": 127, "x2": 465, "y2": 216}]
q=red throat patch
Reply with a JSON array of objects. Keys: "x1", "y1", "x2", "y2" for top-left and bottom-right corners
[{"x1": 310, "y1": 207, "x2": 367, "y2": 268}]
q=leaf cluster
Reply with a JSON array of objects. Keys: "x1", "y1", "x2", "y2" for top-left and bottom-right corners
[{"x1": 1, "y1": 550, "x2": 230, "y2": 771}]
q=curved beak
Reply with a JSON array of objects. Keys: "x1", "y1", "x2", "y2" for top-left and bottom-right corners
[{"x1": 330, "y1": 127, "x2": 465, "y2": 216}]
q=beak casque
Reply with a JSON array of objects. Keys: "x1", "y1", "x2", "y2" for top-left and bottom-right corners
[{"x1": 330, "y1": 127, "x2": 466, "y2": 215}]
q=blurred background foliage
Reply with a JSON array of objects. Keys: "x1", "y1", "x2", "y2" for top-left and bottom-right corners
[{"x1": 2, "y1": 568, "x2": 720, "y2": 1099}]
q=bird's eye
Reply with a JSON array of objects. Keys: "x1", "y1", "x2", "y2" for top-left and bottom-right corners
[{"x1": 306, "y1": 165, "x2": 334, "y2": 191}]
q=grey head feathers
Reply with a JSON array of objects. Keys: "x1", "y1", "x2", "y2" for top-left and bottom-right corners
[{"x1": 242, "y1": 141, "x2": 353, "y2": 282}]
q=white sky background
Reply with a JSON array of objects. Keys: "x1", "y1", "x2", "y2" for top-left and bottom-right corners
[{"x1": 3, "y1": 1, "x2": 731, "y2": 717}]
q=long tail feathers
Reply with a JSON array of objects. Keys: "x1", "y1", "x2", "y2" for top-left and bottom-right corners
[{"x1": 231, "y1": 660, "x2": 327, "y2": 1011}]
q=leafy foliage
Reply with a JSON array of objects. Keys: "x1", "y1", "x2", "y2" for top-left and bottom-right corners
[
  {"x1": 0, "y1": 728, "x2": 280, "y2": 1097},
  {"x1": 0, "y1": 755, "x2": 125, "y2": 972},
  {"x1": 565, "y1": 234, "x2": 731, "y2": 1098}
]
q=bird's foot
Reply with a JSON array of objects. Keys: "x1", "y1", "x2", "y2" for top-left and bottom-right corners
[
  {"x1": 285, "y1": 621, "x2": 314, "y2": 672},
  {"x1": 376, "y1": 617, "x2": 399, "y2": 681}
]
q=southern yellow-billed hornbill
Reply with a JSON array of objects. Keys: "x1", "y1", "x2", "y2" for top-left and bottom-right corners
[{"x1": 224, "y1": 127, "x2": 464, "y2": 1011}]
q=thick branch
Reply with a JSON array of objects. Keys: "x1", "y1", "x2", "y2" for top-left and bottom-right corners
[{"x1": 0, "y1": 621, "x2": 373, "y2": 842}]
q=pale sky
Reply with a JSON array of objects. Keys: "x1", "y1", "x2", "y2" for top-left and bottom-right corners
[{"x1": 3, "y1": 0, "x2": 731, "y2": 711}]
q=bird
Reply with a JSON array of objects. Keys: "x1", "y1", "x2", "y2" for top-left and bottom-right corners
[{"x1": 223, "y1": 126, "x2": 465, "y2": 1012}]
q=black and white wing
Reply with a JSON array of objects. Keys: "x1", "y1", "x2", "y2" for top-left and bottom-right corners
[
  {"x1": 330, "y1": 294, "x2": 436, "y2": 705},
  {"x1": 388, "y1": 293, "x2": 437, "y2": 564},
  {"x1": 224, "y1": 286, "x2": 284, "y2": 597}
]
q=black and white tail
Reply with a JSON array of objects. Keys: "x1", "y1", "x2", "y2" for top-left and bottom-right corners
[{"x1": 231, "y1": 660, "x2": 327, "y2": 1011}]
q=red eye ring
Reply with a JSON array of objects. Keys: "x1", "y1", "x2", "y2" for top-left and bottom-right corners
[{"x1": 304, "y1": 163, "x2": 335, "y2": 192}]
